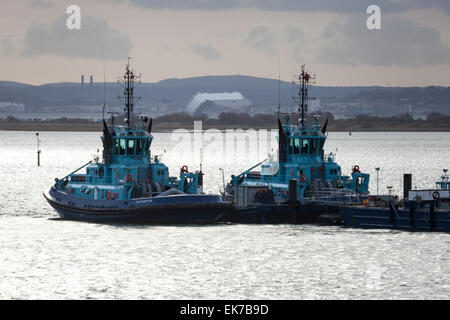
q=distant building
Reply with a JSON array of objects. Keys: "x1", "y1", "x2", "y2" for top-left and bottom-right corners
[
  {"x1": 0, "y1": 102, "x2": 25, "y2": 112},
  {"x1": 308, "y1": 99, "x2": 321, "y2": 113},
  {"x1": 81, "y1": 75, "x2": 85, "y2": 86},
  {"x1": 90, "y1": 75, "x2": 93, "y2": 85},
  {"x1": 185, "y1": 92, "x2": 252, "y2": 119}
]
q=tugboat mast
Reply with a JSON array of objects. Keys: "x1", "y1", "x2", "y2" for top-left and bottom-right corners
[
  {"x1": 118, "y1": 57, "x2": 141, "y2": 129},
  {"x1": 297, "y1": 64, "x2": 314, "y2": 129}
]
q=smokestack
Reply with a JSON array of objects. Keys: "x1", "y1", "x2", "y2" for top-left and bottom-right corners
[
  {"x1": 404, "y1": 174, "x2": 412, "y2": 200},
  {"x1": 90, "y1": 75, "x2": 93, "y2": 85}
]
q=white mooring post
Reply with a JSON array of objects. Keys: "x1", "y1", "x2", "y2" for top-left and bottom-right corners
[{"x1": 36, "y1": 132, "x2": 41, "y2": 166}]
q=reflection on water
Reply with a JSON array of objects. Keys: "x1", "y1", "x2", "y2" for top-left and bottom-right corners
[{"x1": 0, "y1": 131, "x2": 449, "y2": 299}]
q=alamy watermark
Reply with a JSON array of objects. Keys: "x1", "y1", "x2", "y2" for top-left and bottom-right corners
[
  {"x1": 170, "y1": 121, "x2": 279, "y2": 165},
  {"x1": 64, "y1": 5, "x2": 380, "y2": 31},
  {"x1": 367, "y1": 5, "x2": 381, "y2": 30},
  {"x1": 66, "y1": 5, "x2": 81, "y2": 30}
]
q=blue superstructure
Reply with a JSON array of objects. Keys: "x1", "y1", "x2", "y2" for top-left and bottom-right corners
[
  {"x1": 226, "y1": 65, "x2": 370, "y2": 212},
  {"x1": 44, "y1": 61, "x2": 232, "y2": 223}
]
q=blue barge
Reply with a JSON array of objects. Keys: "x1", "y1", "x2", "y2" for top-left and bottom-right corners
[
  {"x1": 340, "y1": 171, "x2": 450, "y2": 232},
  {"x1": 44, "y1": 61, "x2": 232, "y2": 224}
]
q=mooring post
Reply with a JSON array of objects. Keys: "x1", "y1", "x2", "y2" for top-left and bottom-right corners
[
  {"x1": 36, "y1": 132, "x2": 41, "y2": 166},
  {"x1": 430, "y1": 201, "x2": 435, "y2": 230},
  {"x1": 403, "y1": 173, "x2": 412, "y2": 201}
]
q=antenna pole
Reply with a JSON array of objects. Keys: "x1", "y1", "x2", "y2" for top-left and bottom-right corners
[
  {"x1": 297, "y1": 64, "x2": 314, "y2": 129},
  {"x1": 277, "y1": 54, "x2": 281, "y2": 119},
  {"x1": 102, "y1": 44, "x2": 106, "y2": 120},
  {"x1": 116, "y1": 57, "x2": 141, "y2": 129},
  {"x1": 300, "y1": 65, "x2": 305, "y2": 128},
  {"x1": 127, "y1": 57, "x2": 131, "y2": 129}
]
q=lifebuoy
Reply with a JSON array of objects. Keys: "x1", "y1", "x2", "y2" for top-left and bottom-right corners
[
  {"x1": 106, "y1": 191, "x2": 111, "y2": 200},
  {"x1": 126, "y1": 174, "x2": 133, "y2": 183},
  {"x1": 181, "y1": 165, "x2": 189, "y2": 173},
  {"x1": 432, "y1": 191, "x2": 440, "y2": 200},
  {"x1": 300, "y1": 173, "x2": 307, "y2": 182},
  {"x1": 353, "y1": 165, "x2": 360, "y2": 173}
]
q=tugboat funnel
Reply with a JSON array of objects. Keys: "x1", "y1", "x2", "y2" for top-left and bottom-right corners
[
  {"x1": 321, "y1": 118, "x2": 329, "y2": 134},
  {"x1": 147, "y1": 118, "x2": 153, "y2": 133}
]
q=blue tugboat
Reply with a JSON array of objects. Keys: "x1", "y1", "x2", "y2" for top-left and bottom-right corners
[
  {"x1": 225, "y1": 65, "x2": 370, "y2": 223},
  {"x1": 44, "y1": 61, "x2": 232, "y2": 223}
]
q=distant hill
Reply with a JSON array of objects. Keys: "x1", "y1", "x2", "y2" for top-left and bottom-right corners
[
  {"x1": 0, "y1": 74, "x2": 369, "y2": 109},
  {"x1": 0, "y1": 75, "x2": 448, "y2": 116},
  {"x1": 0, "y1": 81, "x2": 33, "y2": 88}
]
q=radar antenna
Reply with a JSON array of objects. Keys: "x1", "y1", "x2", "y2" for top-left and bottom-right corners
[
  {"x1": 117, "y1": 57, "x2": 141, "y2": 129},
  {"x1": 293, "y1": 65, "x2": 316, "y2": 128}
]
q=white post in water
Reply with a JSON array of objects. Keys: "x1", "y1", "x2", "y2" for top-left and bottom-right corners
[{"x1": 36, "y1": 132, "x2": 41, "y2": 166}]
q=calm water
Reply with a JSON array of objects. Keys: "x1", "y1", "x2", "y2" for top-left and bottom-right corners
[{"x1": 0, "y1": 131, "x2": 449, "y2": 299}]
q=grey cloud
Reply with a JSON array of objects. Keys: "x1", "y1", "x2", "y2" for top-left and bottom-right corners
[
  {"x1": 244, "y1": 25, "x2": 277, "y2": 56},
  {"x1": 22, "y1": 16, "x2": 132, "y2": 60},
  {"x1": 190, "y1": 43, "x2": 221, "y2": 60},
  {"x1": 283, "y1": 24, "x2": 306, "y2": 62},
  {"x1": 284, "y1": 24, "x2": 304, "y2": 43},
  {"x1": 314, "y1": 15, "x2": 450, "y2": 66},
  {"x1": 254, "y1": 0, "x2": 450, "y2": 14},
  {"x1": 128, "y1": 0, "x2": 240, "y2": 10},
  {"x1": 30, "y1": 0, "x2": 53, "y2": 8},
  {"x1": 101, "y1": 0, "x2": 450, "y2": 14},
  {"x1": 1, "y1": 37, "x2": 14, "y2": 57}
]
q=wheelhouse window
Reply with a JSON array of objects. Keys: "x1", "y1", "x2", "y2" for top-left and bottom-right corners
[
  {"x1": 293, "y1": 138, "x2": 300, "y2": 154},
  {"x1": 301, "y1": 138, "x2": 309, "y2": 154},
  {"x1": 119, "y1": 139, "x2": 126, "y2": 155},
  {"x1": 135, "y1": 138, "x2": 148, "y2": 155},
  {"x1": 136, "y1": 139, "x2": 142, "y2": 155},
  {"x1": 127, "y1": 139, "x2": 135, "y2": 155}
]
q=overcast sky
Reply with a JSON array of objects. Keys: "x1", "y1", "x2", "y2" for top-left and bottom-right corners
[{"x1": 1, "y1": 0, "x2": 450, "y2": 86}]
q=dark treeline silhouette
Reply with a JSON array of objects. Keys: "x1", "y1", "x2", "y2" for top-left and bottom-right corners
[{"x1": 1, "y1": 112, "x2": 449, "y2": 131}]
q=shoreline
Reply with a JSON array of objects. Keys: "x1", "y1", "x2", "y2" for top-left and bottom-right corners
[{"x1": 0, "y1": 122, "x2": 449, "y2": 132}]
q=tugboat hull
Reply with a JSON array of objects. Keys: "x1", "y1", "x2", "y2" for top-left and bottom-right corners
[
  {"x1": 230, "y1": 203, "x2": 338, "y2": 224},
  {"x1": 44, "y1": 187, "x2": 232, "y2": 224}
]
